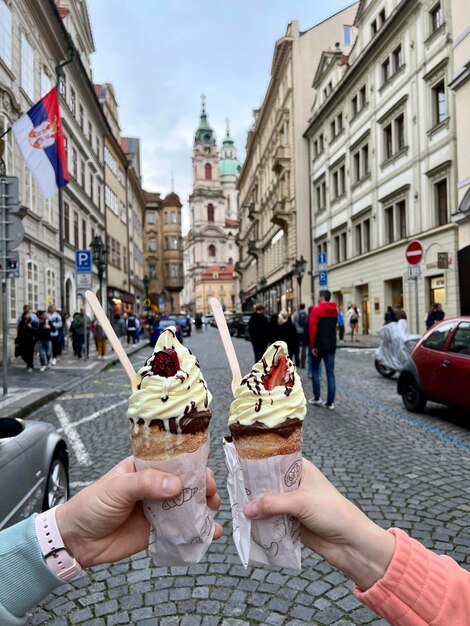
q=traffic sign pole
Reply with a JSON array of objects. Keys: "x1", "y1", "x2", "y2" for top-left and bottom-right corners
[{"x1": 405, "y1": 240, "x2": 424, "y2": 334}]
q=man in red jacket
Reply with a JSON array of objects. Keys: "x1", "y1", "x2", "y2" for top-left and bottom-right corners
[{"x1": 308, "y1": 289, "x2": 338, "y2": 409}]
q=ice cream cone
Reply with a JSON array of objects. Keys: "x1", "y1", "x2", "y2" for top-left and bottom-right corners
[{"x1": 229, "y1": 418, "x2": 302, "y2": 460}]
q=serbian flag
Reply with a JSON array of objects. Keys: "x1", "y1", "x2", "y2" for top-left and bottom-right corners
[{"x1": 12, "y1": 87, "x2": 69, "y2": 198}]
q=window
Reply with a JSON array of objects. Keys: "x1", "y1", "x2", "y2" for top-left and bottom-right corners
[
  {"x1": 395, "y1": 114, "x2": 405, "y2": 150},
  {"x1": 82, "y1": 218, "x2": 87, "y2": 249},
  {"x1": 105, "y1": 185, "x2": 118, "y2": 215},
  {"x1": 41, "y1": 72, "x2": 51, "y2": 97},
  {"x1": 363, "y1": 219, "x2": 371, "y2": 252},
  {"x1": 384, "y1": 200, "x2": 407, "y2": 243},
  {"x1": 334, "y1": 230, "x2": 348, "y2": 263},
  {"x1": 118, "y1": 168, "x2": 125, "y2": 186},
  {"x1": 382, "y1": 111, "x2": 406, "y2": 162},
  {"x1": 430, "y1": 3, "x2": 443, "y2": 32},
  {"x1": 314, "y1": 178, "x2": 326, "y2": 211},
  {"x1": 123, "y1": 246, "x2": 128, "y2": 274},
  {"x1": 423, "y1": 322, "x2": 454, "y2": 351},
  {"x1": 96, "y1": 138, "x2": 101, "y2": 160},
  {"x1": 331, "y1": 163, "x2": 346, "y2": 200},
  {"x1": 120, "y1": 201, "x2": 127, "y2": 224},
  {"x1": 207, "y1": 203, "x2": 214, "y2": 222},
  {"x1": 205, "y1": 163, "x2": 212, "y2": 180},
  {"x1": 393, "y1": 45, "x2": 403, "y2": 72},
  {"x1": 80, "y1": 159, "x2": 85, "y2": 188},
  {"x1": 71, "y1": 148, "x2": 77, "y2": 179},
  {"x1": 0, "y1": 2, "x2": 12, "y2": 67},
  {"x1": 104, "y1": 146, "x2": 117, "y2": 174},
  {"x1": 355, "y1": 224, "x2": 362, "y2": 255},
  {"x1": 46, "y1": 269, "x2": 56, "y2": 307},
  {"x1": 352, "y1": 143, "x2": 370, "y2": 183},
  {"x1": 169, "y1": 263, "x2": 179, "y2": 278},
  {"x1": 147, "y1": 211, "x2": 155, "y2": 224},
  {"x1": 371, "y1": 20, "x2": 378, "y2": 36},
  {"x1": 435, "y1": 179, "x2": 448, "y2": 225},
  {"x1": 448, "y1": 322, "x2": 470, "y2": 355},
  {"x1": 382, "y1": 58, "x2": 391, "y2": 83},
  {"x1": 0, "y1": 113, "x2": 13, "y2": 173},
  {"x1": 64, "y1": 202, "x2": 70, "y2": 242},
  {"x1": 26, "y1": 261, "x2": 39, "y2": 311},
  {"x1": 343, "y1": 25, "x2": 353, "y2": 46},
  {"x1": 116, "y1": 242, "x2": 121, "y2": 269},
  {"x1": 148, "y1": 238, "x2": 157, "y2": 252},
  {"x1": 89, "y1": 173, "x2": 94, "y2": 202},
  {"x1": 379, "y1": 8, "x2": 386, "y2": 26},
  {"x1": 170, "y1": 211, "x2": 177, "y2": 223},
  {"x1": 432, "y1": 81, "x2": 446, "y2": 125},
  {"x1": 149, "y1": 263, "x2": 157, "y2": 279},
  {"x1": 58, "y1": 72, "x2": 66, "y2": 99},
  {"x1": 73, "y1": 211, "x2": 79, "y2": 248},
  {"x1": 208, "y1": 244, "x2": 216, "y2": 257},
  {"x1": 79, "y1": 104, "x2": 84, "y2": 129},
  {"x1": 167, "y1": 236, "x2": 179, "y2": 250},
  {"x1": 23, "y1": 166, "x2": 37, "y2": 212},
  {"x1": 88, "y1": 121, "x2": 93, "y2": 145},
  {"x1": 70, "y1": 87, "x2": 76, "y2": 116},
  {"x1": 21, "y1": 35, "x2": 34, "y2": 100}
]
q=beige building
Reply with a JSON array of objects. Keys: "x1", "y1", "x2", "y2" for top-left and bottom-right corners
[
  {"x1": 195, "y1": 263, "x2": 236, "y2": 315},
  {"x1": 143, "y1": 191, "x2": 184, "y2": 314},
  {"x1": 450, "y1": 0, "x2": 470, "y2": 314},
  {"x1": 236, "y1": 7, "x2": 358, "y2": 313},
  {"x1": 306, "y1": 0, "x2": 460, "y2": 334}
]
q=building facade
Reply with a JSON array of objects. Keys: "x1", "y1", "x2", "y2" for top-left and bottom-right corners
[
  {"x1": 236, "y1": 8, "x2": 358, "y2": 315},
  {"x1": 143, "y1": 191, "x2": 184, "y2": 314},
  {"x1": 183, "y1": 98, "x2": 241, "y2": 314},
  {"x1": 306, "y1": 0, "x2": 460, "y2": 334},
  {"x1": 195, "y1": 263, "x2": 236, "y2": 314}
]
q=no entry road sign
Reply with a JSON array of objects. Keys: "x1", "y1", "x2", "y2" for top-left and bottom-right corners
[{"x1": 405, "y1": 240, "x2": 423, "y2": 266}]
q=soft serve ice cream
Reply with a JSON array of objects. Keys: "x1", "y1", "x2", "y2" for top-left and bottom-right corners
[
  {"x1": 128, "y1": 326, "x2": 212, "y2": 459},
  {"x1": 228, "y1": 342, "x2": 306, "y2": 459}
]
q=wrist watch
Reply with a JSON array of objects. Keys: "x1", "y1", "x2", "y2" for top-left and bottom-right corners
[{"x1": 35, "y1": 506, "x2": 82, "y2": 582}]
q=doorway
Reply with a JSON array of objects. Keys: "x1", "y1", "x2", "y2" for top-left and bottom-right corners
[
  {"x1": 428, "y1": 275, "x2": 445, "y2": 308},
  {"x1": 359, "y1": 285, "x2": 370, "y2": 334}
]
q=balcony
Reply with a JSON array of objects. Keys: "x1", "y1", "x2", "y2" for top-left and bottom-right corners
[
  {"x1": 271, "y1": 199, "x2": 292, "y2": 228},
  {"x1": 272, "y1": 144, "x2": 290, "y2": 173},
  {"x1": 164, "y1": 276, "x2": 184, "y2": 291}
]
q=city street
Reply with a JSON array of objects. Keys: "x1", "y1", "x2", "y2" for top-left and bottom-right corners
[{"x1": 26, "y1": 327, "x2": 470, "y2": 626}]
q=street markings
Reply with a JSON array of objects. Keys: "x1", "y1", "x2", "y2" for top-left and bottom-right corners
[
  {"x1": 54, "y1": 404, "x2": 92, "y2": 466},
  {"x1": 0, "y1": 387, "x2": 42, "y2": 409},
  {"x1": 56, "y1": 398, "x2": 128, "y2": 432}
]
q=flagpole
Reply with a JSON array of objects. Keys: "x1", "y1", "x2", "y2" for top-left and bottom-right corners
[{"x1": 55, "y1": 44, "x2": 76, "y2": 315}]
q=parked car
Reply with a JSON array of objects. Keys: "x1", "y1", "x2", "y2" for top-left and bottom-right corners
[
  {"x1": 168, "y1": 314, "x2": 192, "y2": 337},
  {"x1": 0, "y1": 417, "x2": 69, "y2": 530},
  {"x1": 230, "y1": 313, "x2": 253, "y2": 338},
  {"x1": 397, "y1": 317, "x2": 470, "y2": 412},
  {"x1": 149, "y1": 317, "x2": 183, "y2": 346}
]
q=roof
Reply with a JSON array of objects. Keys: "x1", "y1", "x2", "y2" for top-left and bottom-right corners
[
  {"x1": 218, "y1": 159, "x2": 242, "y2": 177},
  {"x1": 199, "y1": 264, "x2": 235, "y2": 280},
  {"x1": 225, "y1": 219, "x2": 239, "y2": 227},
  {"x1": 194, "y1": 96, "x2": 216, "y2": 146},
  {"x1": 161, "y1": 192, "x2": 182, "y2": 207}
]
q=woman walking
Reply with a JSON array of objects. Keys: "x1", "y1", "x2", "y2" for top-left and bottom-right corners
[
  {"x1": 347, "y1": 304, "x2": 360, "y2": 342},
  {"x1": 93, "y1": 321, "x2": 107, "y2": 359},
  {"x1": 37, "y1": 311, "x2": 53, "y2": 372},
  {"x1": 16, "y1": 311, "x2": 37, "y2": 371}
]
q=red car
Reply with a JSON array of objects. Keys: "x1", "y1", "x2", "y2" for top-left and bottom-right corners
[{"x1": 398, "y1": 316, "x2": 470, "y2": 412}]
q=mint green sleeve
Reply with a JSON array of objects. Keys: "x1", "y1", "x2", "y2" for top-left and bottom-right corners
[{"x1": 0, "y1": 515, "x2": 64, "y2": 625}]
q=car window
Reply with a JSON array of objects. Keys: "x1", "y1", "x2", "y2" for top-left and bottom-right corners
[
  {"x1": 422, "y1": 322, "x2": 455, "y2": 351},
  {"x1": 448, "y1": 322, "x2": 470, "y2": 355}
]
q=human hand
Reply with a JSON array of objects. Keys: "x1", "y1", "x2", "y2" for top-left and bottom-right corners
[
  {"x1": 56, "y1": 457, "x2": 222, "y2": 568},
  {"x1": 244, "y1": 459, "x2": 395, "y2": 590},
  {"x1": 311, "y1": 347, "x2": 318, "y2": 357}
]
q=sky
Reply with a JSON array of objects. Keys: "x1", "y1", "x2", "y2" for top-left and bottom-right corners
[{"x1": 87, "y1": 0, "x2": 356, "y2": 232}]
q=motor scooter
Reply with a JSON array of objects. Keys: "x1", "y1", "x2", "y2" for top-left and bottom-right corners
[{"x1": 374, "y1": 320, "x2": 420, "y2": 378}]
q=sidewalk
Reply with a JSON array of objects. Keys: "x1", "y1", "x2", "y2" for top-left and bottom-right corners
[
  {"x1": 336, "y1": 333, "x2": 380, "y2": 349},
  {"x1": 0, "y1": 339, "x2": 146, "y2": 419}
]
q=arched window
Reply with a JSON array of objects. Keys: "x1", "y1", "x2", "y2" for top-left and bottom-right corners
[
  {"x1": 205, "y1": 163, "x2": 212, "y2": 180},
  {"x1": 208, "y1": 244, "x2": 216, "y2": 257},
  {"x1": 207, "y1": 203, "x2": 214, "y2": 222}
]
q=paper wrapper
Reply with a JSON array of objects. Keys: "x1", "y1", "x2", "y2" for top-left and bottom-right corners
[
  {"x1": 223, "y1": 437, "x2": 302, "y2": 570},
  {"x1": 133, "y1": 438, "x2": 215, "y2": 566}
]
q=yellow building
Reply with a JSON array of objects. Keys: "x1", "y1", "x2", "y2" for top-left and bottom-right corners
[{"x1": 195, "y1": 264, "x2": 236, "y2": 315}]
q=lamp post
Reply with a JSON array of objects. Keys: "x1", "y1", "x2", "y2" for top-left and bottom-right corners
[
  {"x1": 90, "y1": 235, "x2": 106, "y2": 305},
  {"x1": 292, "y1": 255, "x2": 307, "y2": 307}
]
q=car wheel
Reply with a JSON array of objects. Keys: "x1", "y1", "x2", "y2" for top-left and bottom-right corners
[
  {"x1": 401, "y1": 377, "x2": 427, "y2": 413},
  {"x1": 42, "y1": 450, "x2": 69, "y2": 511},
  {"x1": 374, "y1": 359, "x2": 395, "y2": 378}
]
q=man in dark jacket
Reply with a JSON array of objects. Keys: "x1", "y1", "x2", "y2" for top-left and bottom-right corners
[
  {"x1": 308, "y1": 290, "x2": 338, "y2": 410},
  {"x1": 248, "y1": 304, "x2": 270, "y2": 362}
]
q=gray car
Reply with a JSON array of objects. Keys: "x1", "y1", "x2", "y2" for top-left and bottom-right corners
[{"x1": 0, "y1": 417, "x2": 69, "y2": 530}]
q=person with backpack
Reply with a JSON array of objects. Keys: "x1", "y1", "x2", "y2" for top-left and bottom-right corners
[
  {"x1": 292, "y1": 303, "x2": 308, "y2": 368},
  {"x1": 126, "y1": 312, "x2": 138, "y2": 345}
]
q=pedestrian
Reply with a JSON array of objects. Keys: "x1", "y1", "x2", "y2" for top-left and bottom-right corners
[
  {"x1": 292, "y1": 303, "x2": 308, "y2": 368},
  {"x1": 337, "y1": 305, "x2": 345, "y2": 341},
  {"x1": 47, "y1": 304, "x2": 63, "y2": 365},
  {"x1": 70, "y1": 312, "x2": 79, "y2": 356},
  {"x1": 72, "y1": 308, "x2": 91, "y2": 359},
  {"x1": 425, "y1": 302, "x2": 445, "y2": 329},
  {"x1": 15, "y1": 311, "x2": 37, "y2": 371},
  {"x1": 0, "y1": 457, "x2": 222, "y2": 626},
  {"x1": 93, "y1": 320, "x2": 107, "y2": 359},
  {"x1": 275, "y1": 310, "x2": 299, "y2": 361},
  {"x1": 245, "y1": 457, "x2": 470, "y2": 625},
  {"x1": 126, "y1": 312, "x2": 138, "y2": 344},
  {"x1": 393, "y1": 303, "x2": 403, "y2": 322},
  {"x1": 384, "y1": 305, "x2": 395, "y2": 324},
  {"x1": 347, "y1": 304, "x2": 360, "y2": 342},
  {"x1": 37, "y1": 310, "x2": 52, "y2": 372},
  {"x1": 248, "y1": 303, "x2": 270, "y2": 362},
  {"x1": 63, "y1": 313, "x2": 71, "y2": 349},
  {"x1": 309, "y1": 289, "x2": 337, "y2": 409},
  {"x1": 195, "y1": 313, "x2": 203, "y2": 332},
  {"x1": 268, "y1": 312, "x2": 279, "y2": 344},
  {"x1": 16, "y1": 304, "x2": 39, "y2": 327}
]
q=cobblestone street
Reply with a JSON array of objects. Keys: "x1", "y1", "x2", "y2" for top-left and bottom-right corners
[{"x1": 26, "y1": 328, "x2": 470, "y2": 625}]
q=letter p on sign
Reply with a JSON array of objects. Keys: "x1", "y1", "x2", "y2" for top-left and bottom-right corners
[{"x1": 75, "y1": 250, "x2": 92, "y2": 273}]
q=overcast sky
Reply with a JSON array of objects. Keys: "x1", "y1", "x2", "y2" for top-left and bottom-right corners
[{"x1": 87, "y1": 0, "x2": 355, "y2": 231}]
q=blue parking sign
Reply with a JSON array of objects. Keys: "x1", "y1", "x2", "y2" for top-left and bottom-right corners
[
  {"x1": 75, "y1": 250, "x2": 92, "y2": 273},
  {"x1": 319, "y1": 270, "x2": 328, "y2": 287},
  {"x1": 318, "y1": 252, "x2": 327, "y2": 267}
]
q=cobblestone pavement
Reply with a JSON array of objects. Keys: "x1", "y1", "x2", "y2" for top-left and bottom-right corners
[{"x1": 26, "y1": 327, "x2": 470, "y2": 625}]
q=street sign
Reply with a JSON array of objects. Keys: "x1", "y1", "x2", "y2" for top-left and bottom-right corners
[
  {"x1": 4, "y1": 215, "x2": 24, "y2": 251},
  {"x1": 76, "y1": 272, "x2": 93, "y2": 290},
  {"x1": 319, "y1": 270, "x2": 328, "y2": 287},
  {"x1": 407, "y1": 265, "x2": 420, "y2": 280},
  {"x1": 75, "y1": 250, "x2": 92, "y2": 272},
  {"x1": 405, "y1": 240, "x2": 423, "y2": 266},
  {"x1": 143, "y1": 297, "x2": 151, "y2": 306},
  {"x1": 437, "y1": 252, "x2": 449, "y2": 269},
  {"x1": 318, "y1": 252, "x2": 327, "y2": 268},
  {"x1": 0, "y1": 251, "x2": 19, "y2": 278}
]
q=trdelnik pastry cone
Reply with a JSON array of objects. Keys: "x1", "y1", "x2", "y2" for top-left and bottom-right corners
[
  {"x1": 224, "y1": 341, "x2": 306, "y2": 570},
  {"x1": 127, "y1": 326, "x2": 214, "y2": 565}
]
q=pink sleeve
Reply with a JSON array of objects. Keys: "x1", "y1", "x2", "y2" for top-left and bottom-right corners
[{"x1": 354, "y1": 528, "x2": 470, "y2": 625}]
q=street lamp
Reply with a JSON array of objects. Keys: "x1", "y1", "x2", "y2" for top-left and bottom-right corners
[
  {"x1": 90, "y1": 235, "x2": 106, "y2": 305},
  {"x1": 292, "y1": 255, "x2": 307, "y2": 306}
]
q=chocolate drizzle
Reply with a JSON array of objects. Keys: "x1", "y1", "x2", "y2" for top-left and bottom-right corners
[
  {"x1": 133, "y1": 409, "x2": 212, "y2": 435},
  {"x1": 230, "y1": 417, "x2": 301, "y2": 439}
]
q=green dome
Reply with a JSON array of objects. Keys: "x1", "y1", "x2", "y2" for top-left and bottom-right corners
[{"x1": 219, "y1": 159, "x2": 242, "y2": 177}]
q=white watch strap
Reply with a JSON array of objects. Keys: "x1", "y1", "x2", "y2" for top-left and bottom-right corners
[{"x1": 35, "y1": 505, "x2": 82, "y2": 582}]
